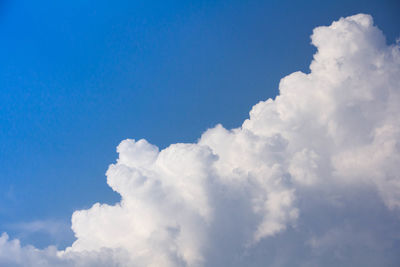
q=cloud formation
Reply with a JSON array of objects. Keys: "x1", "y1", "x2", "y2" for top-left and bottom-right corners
[{"x1": 2, "y1": 14, "x2": 400, "y2": 266}]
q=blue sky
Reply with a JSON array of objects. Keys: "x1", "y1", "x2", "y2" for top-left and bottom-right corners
[{"x1": 0, "y1": 0, "x2": 399, "y2": 250}]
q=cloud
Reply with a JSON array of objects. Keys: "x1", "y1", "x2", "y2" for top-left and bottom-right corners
[
  {"x1": 3, "y1": 220, "x2": 73, "y2": 249},
  {"x1": 6, "y1": 220, "x2": 68, "y2": 237},
  {"x1": 1, "y1": 14, "x2": 400, "y2": 266}
]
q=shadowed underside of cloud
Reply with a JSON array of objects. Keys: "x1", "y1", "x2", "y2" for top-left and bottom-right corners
[{"x1": 2, "y1": 14, "x2": 400, "y2": 267}]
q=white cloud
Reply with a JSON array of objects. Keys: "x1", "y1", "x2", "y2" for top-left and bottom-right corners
[
  {"x1": 6, "y1": 220, "x2": 69, "y2": 237},
  {"x1": 1, "y1": 14, "x2": 400, "y2": 266}
]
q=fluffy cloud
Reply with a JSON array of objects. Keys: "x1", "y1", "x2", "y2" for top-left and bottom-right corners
[{"x1": 2, "y1": 14, "x2": 400, "y2": 266}]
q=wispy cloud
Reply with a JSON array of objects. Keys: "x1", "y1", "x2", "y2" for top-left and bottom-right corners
[{"x1": 6, "y1": 220, "x2": 69, "y2": 237}]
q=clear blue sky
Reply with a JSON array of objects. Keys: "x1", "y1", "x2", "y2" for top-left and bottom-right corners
[{"x1": 0, "y1": 0, "x2": 399, "y2": 249}]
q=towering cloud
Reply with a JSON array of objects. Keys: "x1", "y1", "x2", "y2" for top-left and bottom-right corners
[{"x1": 2, "y1": 14, "x2": 400, "y2": 266}]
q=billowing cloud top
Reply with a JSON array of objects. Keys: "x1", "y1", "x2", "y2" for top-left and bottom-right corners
[{"x1": 2, "y1": 14, "x2": 400, "y2": 267}]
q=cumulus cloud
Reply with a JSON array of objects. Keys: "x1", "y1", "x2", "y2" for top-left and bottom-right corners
[{"x1": 1, "y1": 14, "x2": 400, "y2": 266}]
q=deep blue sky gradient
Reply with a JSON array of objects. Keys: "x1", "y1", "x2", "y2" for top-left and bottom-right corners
[{"x1": 0, "y1": 0, "x2": 399, "y2": 248}]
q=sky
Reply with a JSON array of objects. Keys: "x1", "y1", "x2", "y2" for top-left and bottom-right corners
[{"x1": 1, "y1": 0, "x2": 400, "y2": 266}]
